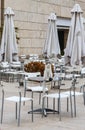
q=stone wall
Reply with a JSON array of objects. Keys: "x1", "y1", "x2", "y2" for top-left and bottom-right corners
[{"x1": 2, "y1": 0, "x2": 85, "y2": 55}]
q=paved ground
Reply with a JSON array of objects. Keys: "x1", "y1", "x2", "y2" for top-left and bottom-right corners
[{"x1": 0, "y1": 81, "x2": 85, "y2": 130}]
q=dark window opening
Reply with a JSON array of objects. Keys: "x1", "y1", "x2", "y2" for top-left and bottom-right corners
[{"x1": 58, "y1": 29, "x2": 69, "y2": 55}]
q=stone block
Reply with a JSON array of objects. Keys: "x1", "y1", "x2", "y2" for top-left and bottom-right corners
[{"x1": 61, "y1": 6, "x2": 71, "y2": 18}]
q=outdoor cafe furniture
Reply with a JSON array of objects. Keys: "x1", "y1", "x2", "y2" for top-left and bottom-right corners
[
  {"x1": 1, "y1": 89, "x2": 33, "y2": 126},
  {"x1": 42, "y1": 76, "x2": 83, "y2": 120},
  {"x1": 0, "y1": 61, "x2": 21, "y2": 82},
  {"x1": 24, "y1": 62, "x2": 53, "y2": 108},
  {"x1": 24, "y1": 76, "x2": 49, "y2": 105},
  {"x1": 0, "y1": 68, "x2": 41, "y2": 83},
  {"x1": 10, "y1": 61, "x2": 21, "y2": 70},
  {"x1": 20, "y1": 54, "x2": 26, "y2": 59},
  {"x1": 0, "y1": 66, "x2": 11, "y2": 82},
  {"x1": 24, "y1": 76, "x2": 57, "y2": 115},
  {"x1": 0, "y1": 69, "x2": 21, "y2": 82},
  {"x1": 29, "y1": 54, "x2": 39, "y2": 61},
  {"x1": 0, "y1": 62, "x2": 10, "y2": 71}
]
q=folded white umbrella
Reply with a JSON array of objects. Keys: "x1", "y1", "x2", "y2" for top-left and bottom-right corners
[
  {"x1": 43, "y1": 13, "x2": 60, "y2": 58},
  {"x1": 64, "y1": 4, "x2": 85, "y2": 66},
  {"x1": 0, "y1": 7, "x2": 18, "y2": 63}
]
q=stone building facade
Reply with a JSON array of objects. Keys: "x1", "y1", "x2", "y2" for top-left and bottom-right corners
[{"x1": 0, "y1": 0, "x2": 85, "y2": 56}]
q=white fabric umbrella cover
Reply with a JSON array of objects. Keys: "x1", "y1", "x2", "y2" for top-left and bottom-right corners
[
  {"x1": 0, "y1": 7, "x2": 18, "y2": 63},
  {"x1": 64, "y1": 4, "x2": 85, "y2": 66},
  {"x1": 43, "y1": 13, "x2": 60, "y2": 58}
]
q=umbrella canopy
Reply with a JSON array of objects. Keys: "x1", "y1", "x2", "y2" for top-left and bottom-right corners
[
  {"x1": 0, "y1": 7, "x2": 18, "y2": 63},
  {"x1": 43, "y1": 13, "x2": 60, "y2": 58},
  {"x1": 64, "y1": 4, "x2": 85, "y2": 66}
]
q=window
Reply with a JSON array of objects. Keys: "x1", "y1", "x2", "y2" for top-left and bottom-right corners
[{"x1": 57, "y1": 17, "x2": 70, "y2": 55}]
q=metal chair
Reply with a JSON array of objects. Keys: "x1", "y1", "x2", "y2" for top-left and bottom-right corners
[
  {"x1": 1, "y1": 89, "x2": 33, "y2": 126},
  {"x1": 24, "y1": 76, "x2": 49, "y2": 115},
  {"x1": 24, "y1": 75, "x2": 48, "y2": 105},
  {"x1": 42, "y1": 77, "x2": 83, "y2": 120}
]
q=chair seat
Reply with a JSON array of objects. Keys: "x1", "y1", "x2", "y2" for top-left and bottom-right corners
[
  {"x1": 27, "y1": 86, "x2": 48, "y2": 92},
  {"x1": 43, "y1": 91, "x2": 83, "y2": 99},
  {"x1": 25, "y1": 72, "x2": 41, "y2": 79},
  {"x1": 43, "y1": 93, "x2": 69, "y2": 98},
  {"x1": 5, "y1": 96, "x2": 32, "y2": 102},
  {"x1": 62, "y1": 91, "x2": 83, "y2": 96}
]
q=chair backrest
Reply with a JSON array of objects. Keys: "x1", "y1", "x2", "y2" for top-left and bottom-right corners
[
  {"x1": 2, "y1": 88, "x2": 21, "y2": 97},
  {"x1": 60, "y1": 78, "x2": 76, "y2": 90},
  {"x1": 25, "y1": 72, "x2": 41, "y2": 80},
  {"x1": 0, "y1": 62, "x2": 9, "y2": 68},
  {"x1": 44, "y1": 63, "x2": 52, "y2": 80},
  {"x1": 11, "y1": 61, "x2": 21, "y2": 65},
  {"x1": 81, "y1": 67, "x2": 85, "y2": 74},
  {"x1": 24, "y1": 72, "x2": 41, "y2": 90}
]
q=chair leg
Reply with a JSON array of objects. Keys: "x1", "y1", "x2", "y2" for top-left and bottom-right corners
[
  {"x1": 82, "y1": 85, "x2": 85, "y2": 105},
  {"x1": 24, "y1": 89, "x2": 26, "y2": 98},
  {"x1": 58, "y1": 97, "x2": 61, "y2": 121},
  {"x1": 23, "y1": 80, "x2": 27, "y2": 105},
  {"x1": 70, "y1": 91, "x2": 73, "y2": 117},
  {"x1": 16, "y1": 103, "x2": 17, "y2": 119},
  {"x1": 57, "y1": 98, "x2": 59, "y2": 112},
  {"x1": 23, "y1": 92, "x2": 26, "y2": 105},
  {"x1": 1, "y1": 90, "x2": 4, "y2": 124},
  {"x1": 83, "y1": 92, "x2": 85, "y2": 105},
  {"x1": 73, "y1": 91, "x2": 76, "y2": 117},
  {"x1": 47, "y1": 96, "x2": 48, "y2": 108},
  {"x1": 31, "y1": 92, "x2": 33, "y2": 110},
  {"x1": 39, "y1": 92, "x2": 41, "y2": 104},
  {"x1": 31, "y1": 100, "x2": 33, "y2": 122},
  {"x1": 18, "y1": 92, "x2": 21, "y2": 126},
  {"x1": 42, "y1": 97, "x2": 45, "y2": 117},
  {"x1": 53, "y1": 98, "x2": 55, "y2": 113},
  {"x1": 67, "y1": 97, "x2": 69, "y2": 112}
]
